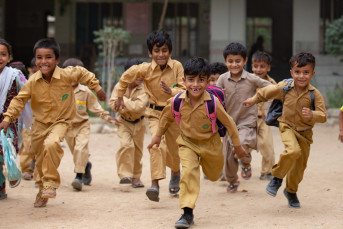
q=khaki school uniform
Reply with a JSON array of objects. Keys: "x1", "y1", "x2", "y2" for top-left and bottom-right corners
[
  {"x1": 257, "y1": 75, "x2": 276, "y2": 175},
  {"x1": 19, "y1": 128, "x2": 34, "y2": 175},
  {"x1": 156, "y1": 91, "x2": 240, "y2": 209},
  {"x1": 252, "y1": 81, "x2": 327, "y2": 193},
  {"x1": 116, "y1": 59, "x2": 185, "y2": 180},
  {"x1": 109, "y1": 83, "x2": 148, "y2": 180},
  {"x1": 65, "y1": 84, "x2": 110, "y2": 174},
  {"x1": 216, "y1": 69, "x2": 271, "y2": 184},
  {"x1": 3, "y1": 66, "x2": 102, "y2": 190}
]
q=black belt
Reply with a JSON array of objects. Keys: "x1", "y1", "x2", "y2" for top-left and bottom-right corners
[
  {"x1": 121, "y1": 116, "x2": 144, "y2": 124},
  {"x1": 149, "y1": 104, "x2": 165, "y2": 111},
  {"x1": 258, "y1": 115, "x2": 262, "y2": 118}
]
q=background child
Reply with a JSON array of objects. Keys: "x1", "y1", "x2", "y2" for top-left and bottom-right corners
[
  {"x1": 208, "y1": 62, "x2": 227, "y2": 86},
  {"x1": 216, "y1": 42, "x2": 271, "y2": 193},
  {"x1": 148, "y1": 57, "x2": 247, "y2": 228},
  {"x1": 338, "y1": 106, "x2": 343, "y2": 142},
  {"x1": 62, "y1": 58, "x2": 116, "y2": 191},
  {"x1": 113, "y1": 30, "x2": 185, "y2": 202},
  {"x1": 0, "y1": 39, "x2": 27, "y2": 200},
  {"x1": 109, "y1": 58, "x2": 148, "y2": 188},
  {"x1": 251, "y1": 51, "x2": 276, "y2": 180},
  {"x1": 243, "y1": 52, "x2": 327, "y2": 208},
  {"x1": 0, "y1": 38, "x2": 106, "y2": 207}
]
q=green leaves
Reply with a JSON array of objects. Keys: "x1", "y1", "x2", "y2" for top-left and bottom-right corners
[{"x1": 325, "y1": 16, "x2": 343, "y2": 55}]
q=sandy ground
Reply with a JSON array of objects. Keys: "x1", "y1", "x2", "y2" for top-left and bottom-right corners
[{"x1": 1, "y1": 123, "x2": 343, "y2": 229}]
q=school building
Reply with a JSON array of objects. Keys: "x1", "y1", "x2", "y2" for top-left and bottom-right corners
[{"x1": 0, "y1": 0, "x2": 342, "y2": 96}]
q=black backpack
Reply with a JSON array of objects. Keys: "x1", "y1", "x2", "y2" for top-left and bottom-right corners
[{"x1": 265, "y1": 79, "x2": 315, "y2": 127}]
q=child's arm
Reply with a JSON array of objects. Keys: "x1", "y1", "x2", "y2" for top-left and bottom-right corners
[
  {"x1": 216, "y1": 98, "x2": 248, "y2": 158},
  {"x1": 122, "y1": 92, "x2": 148, "y2": 114},
  {"x1": 302, "y1": 90, "x2": 327, "y2": 124},
  {"x1": 0, "y1": 81, "x2": 32, "y2": 132},
  {"x1": 86, "y1": 89, "x2": 119, "y2": 124},
  {"x1": 243, "y1": 83, "x2": 284, "y2": 108},
  {"x1": 339, "y1": 108, "x2": 343, "y2": 142}
]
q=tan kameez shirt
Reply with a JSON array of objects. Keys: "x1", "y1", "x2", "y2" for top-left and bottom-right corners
[
  {"x1": 252, "y1": 81, "x2": 327, "y2": 131},
  {"x1": 257, "y1": 74, "x2": 276, "y2": 117},
  {"x1": 4, "y1": 66, "x2": 102, "y2": 124},
  {"x1": 156, "y1": 91, "x2": 241, "y2": 146},
  {"x1": 115, "y1": 59, "x2": 185, "y2": 107}
]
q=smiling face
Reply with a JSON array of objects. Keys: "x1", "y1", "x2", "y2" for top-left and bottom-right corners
[
  {"x1": 252, "y1": 60, "x2": 270, "y2": 79},
  {"x1": 183, "y1": 74, "x2": 209, "y2": 103},
  {"x1": 0, "y1": 44, "x2": 11, "y2": 74},
  {"x1": 35, "y1": 48, "x2": 60, "y2": 79},
  {"x1": 290, "y1": 63, "x2": 315, "y2": 92},
  {"x1": 224, "y1": 54, "x2": 247, "y2": 78},
  {"x1": 148, "y1": 43, "x2": 171, "y2": 69},
  {"x1": 209, "y1": 73, "x2": 220, "y2": 86}
]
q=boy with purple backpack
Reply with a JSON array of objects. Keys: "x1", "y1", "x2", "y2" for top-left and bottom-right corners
[{"x1": 148, "y1": 57, "x2": 247, "y2": 228}]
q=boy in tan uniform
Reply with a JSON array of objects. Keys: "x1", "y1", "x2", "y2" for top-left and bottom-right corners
[
  {"x1": 243, "y1": 52, "x2": 327, "y2": 208},
  {"x1": 114, "y1": 30, "x2": 185, "y2": 201},
  {"x1": 148, "y1": 57, "x2": 247, "y2": 228},
  {"x1": 251, "y1": 51, "x2": 276, "y2": 180},
  {"x1": 62, "y1": 58, "x2": 116, "y2": 191},
  {"x1": 109, "y1": 59, "x2": 148, "y2": 188},
  {"x1": 216, "y1": 42, "x2": 271, "y2": 193},
  {"x1": 0, "y1": 38, "x2": 106, "y2": 207}
]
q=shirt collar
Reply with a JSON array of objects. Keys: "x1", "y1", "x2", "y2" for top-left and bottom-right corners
[
  {"x1": 151, "y1": 58, "x2": 173, "y2": 70},
  {"x1": 73, "y1": 83, "x2": 86, "y2": 93},
  {"x1": 179, "y1": 90, "x2": 212, "y2": 104},
  {"x1": 228, "y1": 69, "x2": 248, "y2": 80},
  {"x1": 35, "y1": 65, "x2": 61, "y2": 81}
]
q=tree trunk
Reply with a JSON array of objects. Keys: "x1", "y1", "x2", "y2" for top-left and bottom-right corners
[{"x1": 158, "y1": 0, "x2": 168, "y2": 30}]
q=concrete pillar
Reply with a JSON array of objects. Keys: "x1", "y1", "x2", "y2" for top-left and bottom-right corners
[
  {"x1": 210, "y1": 0, "x2": 246, "y2": 62},
  {"x1": 293, "y1": 0, "x2": 320, "y2": 54}
]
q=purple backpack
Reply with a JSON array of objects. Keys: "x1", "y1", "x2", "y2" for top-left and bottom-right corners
[{"x1": 172, "y1": 86, "x2": 227, "y2": 137}]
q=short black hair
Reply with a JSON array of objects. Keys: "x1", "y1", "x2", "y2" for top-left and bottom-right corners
[
  {"x1": 252, "y1": 51, "x2": 272, "y2": 65},
  {"x1": 184, "y1": 57, "x2": 210, "y2": 78},
  {"x1": 223, "y1": 42, "x2": 247, "y2": 60},
  {"x1": 0, "y1": 38, "x2": 12, "y2": 60},
  {"x1": 289, "y1": 52, "x2": 315, "y2": 69},
  {"x1": 124, "y1": 58, "x2": 143, "y2": 71},
  {"x1": 62, "y1": 58, "x2": 84, "y2": 68},
  {"x1": 33, "y1": 38, "x2": 60, "y2": 59},
  {"x1": 9, "y1": 61, "x2": 29, "y2": 78},
  {"x1": 209, "y1": 62, "x2": 228, "y2": 75},
  {"x1": 147, "y1": 30, "x2": 172, "y2": 53}
]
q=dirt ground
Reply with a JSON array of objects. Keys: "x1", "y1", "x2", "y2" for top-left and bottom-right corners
[{"x1": 1, "y1": 123, "x2": 343, "y2": 229}]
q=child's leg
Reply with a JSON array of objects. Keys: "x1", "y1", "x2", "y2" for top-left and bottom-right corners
[
  {"x1": 19, "y1": 129, "x2": 35, "y2": 179},
  {"x1": 257, "y1": 119, "x2": 275, "y2": 175},
  {"x1": 238, "y1": 126, "x2": 255, "y2": 169},
  {"x1": 116, "y1": 120, "x2": 135, "y2": 179},
  {"x1": 200, "y1": 134, "x2": 224, "y2": 182},
  {"x1": 132, "y1": 120, "x2": 146, "y2": 179},
  {"x1": 164, "y1": 122, "x2": 181, "y2": 173},
  {"x1": 71, "y1": 123, "x2": 90, "y2": 174},
  {"x1": 64, "y1": 127, "x2": 76, "y2": 169},
  {"x1": 223, "y1": 136, "x2": 239, "y2": 184},
  {"x1": 33, "y1": 122, "x2": 68, "y2": 190},
  {"x1": 272, "y1": 123, "x2": 302, "y2": 179},
  {"x1": 286, "y1": 130, "x2": 312, "y2": 193},
  {"x1": 177, "y1": 135, "x2": 201, "y2": 210}
]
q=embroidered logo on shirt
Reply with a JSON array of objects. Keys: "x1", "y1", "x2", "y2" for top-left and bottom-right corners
[
  {"x1": 62, "y1": 94, "x2": 69, "y2": 101},
  {"x1": 78, "y1": 105, "x2": 84, "y2": 110},
  {"x1": 201, "y1": 124, "x2": 209, "y2": 129}
]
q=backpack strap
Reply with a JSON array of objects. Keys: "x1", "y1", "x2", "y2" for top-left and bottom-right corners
[
  {"x1": 310, "y1": 90, "x2": 315, "y2": 110},
  {"x1": 172, "y1": 92, "x2": 184, "y2": 124},
  {"x1": 282, "y1": 79, "x2": 294, "y2": 104},
  {"x1": 205, "y1": 93, "x2": 217, "y2": 133}
]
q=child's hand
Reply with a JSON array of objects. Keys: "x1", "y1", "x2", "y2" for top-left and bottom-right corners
[
  {"x1": 96, "y1": 89, "x2": 106, "y2": 101},
  {"x1": 0, "y1": 121, "x2": 10, "y2": 133},
  {"x1": 338, "y1": 130, "x2": 343, "y2": 143},
  {"x1": 147, "y1": 135, "x2": 162, "y2": 150},
  {"x1": 114, "y1": 97, "x2": 125, "y2": 112},
  {"x1": 242, "y1": 98, "x2": 255, "y2": 108},
  {"x1": 234, "y1": 145, "x2": 248, "y2": 159},
  {"x1": 160, "y1": 80, "x2": 172, "y2": 95},
  {"x1": 302, "y1": 107, "x2": 313, "y2": 119},
  {"x1": 107, "y1": 117, "x2": 120, "y2": 125}
]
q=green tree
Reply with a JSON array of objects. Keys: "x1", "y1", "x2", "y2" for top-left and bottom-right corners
[
  {"x1": 94, "y1": 27, "x2": 130, "y2": 101},
  {"x1": 325, "y1": 16, "x2": 343, "y2": 56}
]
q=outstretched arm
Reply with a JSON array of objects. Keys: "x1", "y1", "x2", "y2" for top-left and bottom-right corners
[{"x1": 147, "y1": 135, "x2": 162, "y2": 150}]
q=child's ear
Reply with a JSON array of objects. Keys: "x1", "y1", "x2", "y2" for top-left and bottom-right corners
[
  {"x1": 148, "y1": 50, "x2": 152, "y2": 58},
  {"x1": 244, "y1": 57, "x2": 248, "y2": 65},
  {"x1": 182, "y1": 77, "x2": 186, "y2": 84},
  {"x1": 56, "y1": 57, "x2": 61, "y2": 65}
]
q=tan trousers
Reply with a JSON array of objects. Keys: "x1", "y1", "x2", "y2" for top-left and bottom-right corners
[
  {"x1": 31, "y1": 121, "x2": 69, "y2": 190},
  {"x1": 116, "y1": 117, "x2": 145, "y2": 179},
  {"x1": 272, "y1": 122, "x2": 313, "y2": 193},
  {"x1": 147, "y1": 108, "x2": 180, "y2": 180},
  {"x1": 223, "y1": 125, "x2": 256, "y2": 184},
  {"x1": 65, "y1": 121, "x2": 90, "y2": 174},
  {"x1": 257, "y1": 118, "x2": 275, "y2": 175},
  {"x1": 177, "y1": 133, "x2": 223, "y2": 209},
  {"x1": 19, "y1": 128, "x2": 34, "y2": 174}
]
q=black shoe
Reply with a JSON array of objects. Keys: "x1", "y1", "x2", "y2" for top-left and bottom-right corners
[
  {"x1": 266, "y1": 177, "x2": 283, "y2": 196},
  {"x1": 283, "y1": 188, "x2": 300, "y2": 208},
  {"x1": 260, "y1": 173, "x2": 273, "y2": 180},
  {"x1": 72, "y1": 177, "x2": 83, "y2": 191},
  {"x1": 83, "y1": 162, "x2": 92, "y2": 185},
  {"x1": 175, "y1": 214, "x2": 194, "y2": 228}
]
